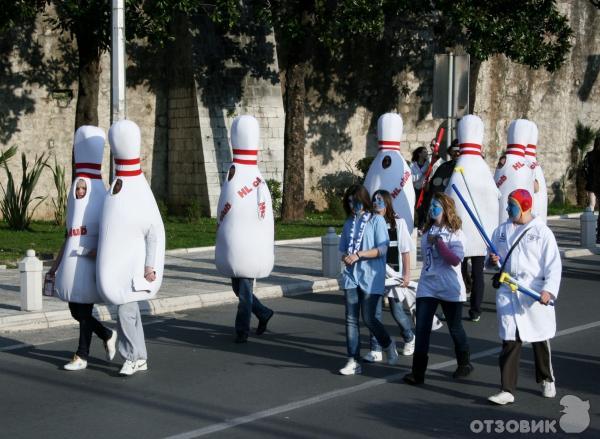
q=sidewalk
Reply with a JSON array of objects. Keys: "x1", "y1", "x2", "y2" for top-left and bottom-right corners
[{"x1": 0, "y1": 217, "x2": 597, "y2": 332}]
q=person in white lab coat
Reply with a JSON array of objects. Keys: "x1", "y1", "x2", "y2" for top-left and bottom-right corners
[{"x1": 487, "y1": 189, "x2": 562, "y2": 405}]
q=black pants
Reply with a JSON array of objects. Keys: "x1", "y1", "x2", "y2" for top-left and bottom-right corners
[
  {"x1": 414, "y1": 297, "x2": 469, "y2": 355},
  {"x1": 69, "y1": 302, "x2": 112, "y2": 360},
  {"x1": 461, "y1": 256, "x2": 485, "y2": 316},
  {"x1": 499, "y1": 330, "x2": 554, "y2": 393}
]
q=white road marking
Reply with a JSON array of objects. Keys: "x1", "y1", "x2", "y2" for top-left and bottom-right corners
[{"x1": 164, "y1": 320, "x2": 600, "y2": 439}]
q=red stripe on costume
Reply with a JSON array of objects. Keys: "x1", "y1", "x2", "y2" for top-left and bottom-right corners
[
  {"x1": 115, "y1": 169, "x2": 143, "y2": 176},
  {"x1": 459, "y1": 150, "x2": 482, "y2": 156},
  {"x1": 75, "y1": 172, "x2": 102, "y2": 179},
  {"x1": 378, "y1": 140, "x2": 401, "y2": 146},
  {"x1": 233, "y1": 158, "x2": 257, "y2": 165},
  {"x1": 458, "y1": 143, "x2": 482, "y2": 150},
  {"x1": 114, "y1": 158, "x2": 141, "y2": 165},
  {"x1": 75, "y1": 163, "x2": 101, "y2": 170},
  {"x1": 232, "y1": 149, "x2": 258, "y2": 156}
]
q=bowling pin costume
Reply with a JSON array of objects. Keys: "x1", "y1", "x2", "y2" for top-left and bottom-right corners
[
  {"x1": 494, "y1": 119, "x2": 534, "y2": 224},
  {"x1": 97, "y1": 120, "x2": 166, "y2": 305},
  {"x1": 526, "y1": 121, "x2": 548, "y2": 223},
  {"x1": 446, "y1": 115, "x2": 499, "y2": 257},
  {"x1": 55, "y1": 126, "x2": 106, "y2": 304},
  {"x1": 364, "y1": 113, "x2": 415, "y2": 233},
  {"x1": 215, "y1": 115, "x2": 274, "y2": 279}
]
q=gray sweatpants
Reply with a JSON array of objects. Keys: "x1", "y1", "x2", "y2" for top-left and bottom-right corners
[{"x1": 117, "y1": 302, "x2": 147, "y2": 361}]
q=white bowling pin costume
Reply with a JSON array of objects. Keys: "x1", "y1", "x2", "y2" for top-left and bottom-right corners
[
  {"x1": 494, "y1": 119, "x2": 534, "y2": 224},
  {"x1": 526, "y1": 121, "x2": 548, "y2": 223},
  {"x1": 96, "y1": 120, "x2": 165, "y2": 305},
  {"x1": 215, "y1": 115, "x2": 274, "y2": 279},
  {"x1": 445, "y1": 115, "x2": 499, "y2": 257},
  {"x1": 364, "y1": 113, "x2": 415, "y2": 233},
  {"x1": 55, "y1": 126, "x2": 106, "y2": 304}
]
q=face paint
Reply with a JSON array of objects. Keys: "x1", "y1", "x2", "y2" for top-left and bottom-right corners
[
  {"x1": 507, "y1": 200, "x2": 521, "y2": 220},
  {"x1": 352, "y1": 201, "x2": 364, "y2": 214},
  {"x1": 373, "y1": 197, "x2": 385, "y2": 210},
  {"x1": 429, "y1": 200, "x2": 443, "y2": 220}
]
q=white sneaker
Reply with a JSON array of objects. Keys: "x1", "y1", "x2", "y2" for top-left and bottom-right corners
[
  {"x1": 402, "y1": 338, "x2": 415, "y2": 356},
  {"x1": 104, "y1": 330, "x2": 117, "y2": 361},
  {"x1": 488, "y1": 391, "x2": 515, "y2": 405},
  {"x1": 385, "y1": 339, "x2": 399, "y2": 365},
  {"x1": 361, "y1": 351, "x2": 383, "y2": 363},
  {"x1": 64, "y1": 355, "x2": 87, "y2": 371},
  {"x1": 119, "y1": 359, "x2": 148, "y2": 376},
  {"x1": 339, "y1": 358, "x2": 362, "y2": 376},
  {"x1": 542, "y1": 380, "x2": 556, "y2": 398}
]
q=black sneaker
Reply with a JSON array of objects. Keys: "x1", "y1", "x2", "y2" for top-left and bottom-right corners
[
  {"x1": 234, "y1": 333, "x2": 248, "y2": 343},
  {"x1": 256, "y1": 310, "x2": 274, "y2": 335},
  {"x1": 469, "y1": 311, "x2": 481, "y2": 322}
]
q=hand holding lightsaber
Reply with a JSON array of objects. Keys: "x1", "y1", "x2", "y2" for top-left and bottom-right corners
[{"x1": 499, "y1": 272, "x2": 555, "y2": 306}]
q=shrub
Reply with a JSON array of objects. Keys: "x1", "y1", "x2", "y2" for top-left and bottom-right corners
[
  {"x1": 317, "y1": 171, "x2": 360, "y2": 218},
  {"x1": 184, "y1": 199, "x2": 202, "y2": 223},
  {"x1": 0, "y1": 151, "x2": 49, "y2": 230},
  {"x1": 49, "y1": 156, "x2": 67, "y2": 226},
  {"x1": 266, "y1": 178, "x2": 282, "y2": 218},
  {"x1": 0, "y1": 145, "x2": 17, "y2": 166},
  {"x1": 355, "y1": 156, "x2": 374, "y2": 181}
]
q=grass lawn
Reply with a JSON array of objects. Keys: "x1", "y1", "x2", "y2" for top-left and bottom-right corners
[{"x1": 0, "y1": 214, "x2": 345, "y2": 267}]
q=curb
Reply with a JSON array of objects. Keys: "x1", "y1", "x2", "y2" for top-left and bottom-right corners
[
  {"x1": 0, "y1": 278, "x2": 341, "y2": 333},
  {"x1": 561, "y1": 247, "x2": 600, "y2": 258},
  {"x1": 547, "y1": 212, "x2": 598, "y2": 220},
  {"x1": 165, "y1": 236, "x2": 323, "y2": 257}
]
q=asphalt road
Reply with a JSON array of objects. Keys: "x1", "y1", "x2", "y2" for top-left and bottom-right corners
[{"x1": 1, "y1": 256, "x2": 599, "y2": 439}]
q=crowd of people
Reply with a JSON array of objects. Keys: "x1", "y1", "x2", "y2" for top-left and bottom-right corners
[{"x1": 47, "y1": 113, "x2": 563, "y2": 408}]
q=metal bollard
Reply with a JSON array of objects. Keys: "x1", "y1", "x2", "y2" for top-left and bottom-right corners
[
  {"x1": 322, "y1": 227, "x2": 341, "y2": 278},
  {"x1": 580, "y1": 207, "x2": 596, "y2": 248},
  {"x1": 19, "y1": 249, "x2": 43, "y2": 311}
]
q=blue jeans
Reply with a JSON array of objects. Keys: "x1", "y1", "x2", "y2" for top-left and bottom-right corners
[
  {"x1": 231, "y1": 278, "x2": 272, "y2": 336},
  {"x1": 369, "y1": 297, "x2": 415, "y2": 352},
  {"x1": 414, "y1": 297, "x2": 468, "y2": 355},
  {"x1": 344, "y1": 287, "x2": 392, "y2": 360}
]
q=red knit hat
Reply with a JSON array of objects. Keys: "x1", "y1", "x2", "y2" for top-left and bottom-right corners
[{"x1": 508, "y1": 189, "x2": 533, "y2": 212}]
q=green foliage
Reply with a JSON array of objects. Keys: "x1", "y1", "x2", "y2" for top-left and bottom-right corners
[
  {"x1": 573, "y1": 121, "x2": 597, "y2": 155},
  {"x1": 0, "y1": 151, "x2": 49, "y2": 230},
  {"x1": 266, "y1": 179, "x2": 282, "y2": 218},
  {"x1": 156, "y1": 199, "x2": 169, "y2": 220},
  {"x1": 434, "y1": 0, "x2": 573, "y2": 72},
  {"x1": 48, "y1": 156, "x2": 67, "y2": 226},
  {"x1": 184, "y1": 199, "x2": 202, "y2": 223},
  {"x1": 0, "y1": 145, "x2": 17, "y2": 167},
  {"x1": 317, "y1": 171, "x2": 360, "y2": 218},
  {"x1": 355, "y1": 157, "x2": 374, "y2": 181}
]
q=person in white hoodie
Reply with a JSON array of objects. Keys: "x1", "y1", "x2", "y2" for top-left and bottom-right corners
[{"x1": 487, "y1": 189, "x2": 561, "y2": 405}]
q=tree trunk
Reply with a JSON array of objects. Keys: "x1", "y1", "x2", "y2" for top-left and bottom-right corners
[
  {"x1": 468, "y1": 58, "x2": 481, "y2": 113},
  {"x1": 72, "y1": 41, "x2": 101, "y2": 181},
  {"x1": 281, "y1": 60, "x2": 307, "y2": 221}
]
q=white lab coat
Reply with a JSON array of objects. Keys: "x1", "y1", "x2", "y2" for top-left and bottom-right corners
[{"x1": 491, "y1": 216, "x2": 561, "y2": 342}]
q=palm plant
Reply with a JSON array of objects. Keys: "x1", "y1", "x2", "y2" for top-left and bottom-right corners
[
  {"x1": 0, "y1": 145, "x2": 17, "y2": 166},
  {"x1": 49, "y1": 156, "x2": 68, "y2": 226},
  {"x1": 568, "y1": 121, "x2": 597, "y2": 206},
  {"x1": 0, "y1": 151, "x2": 49, "y2": 230}
]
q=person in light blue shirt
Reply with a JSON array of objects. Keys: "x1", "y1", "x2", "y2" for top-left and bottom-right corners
[{"x1": 337, "y1": 184, "x2": 399, "y2": 376}]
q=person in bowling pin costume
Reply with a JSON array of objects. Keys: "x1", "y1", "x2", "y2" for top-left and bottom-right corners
[
  {"x1": 494, "y1": 119, "x2": 535, "y2": 224},
  {"x1": 48, "y1": 126, "x2": 117, "y2": 370},
  {"x1": 446, "y1": 115, "x2": 499, "y2": 323},
  {"x1": 487, "y1": 189, "x2": 561, "y2": 405},
  {"x1": 215, "y1": 115, "x2": 275, "y2": 344},
  {"x1": 96, "y1": 120, "x2": 166, "y2": 376},
  {"x1": 364, "y1": 113, "x2": 415, "y2": 234},
  {"x1": 525, "y1": 121, "x2": 548, "y2": 223}
]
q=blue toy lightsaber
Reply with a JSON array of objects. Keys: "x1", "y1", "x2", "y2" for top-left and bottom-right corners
[
  {"x1": 451, "y1": 184, "x2": 552, "y2": 305},
  {"x1": 499, "y1": 273, "x2": 555, "y2": 306},
  {"x1": 451, "y1": 183, "x2": 501, "y2": 260}
]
